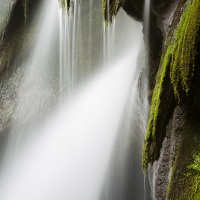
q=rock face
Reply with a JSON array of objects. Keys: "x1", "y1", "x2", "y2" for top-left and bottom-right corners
[
  {"x1": 148, "y1": 106, "x2": 185, "y2": 199},
  {"x1": 0, "y1": 0, "x2": 48, "y2": 141},
  {"x1": 128, "y1": 0, "x2": 200, "y2": 199}
]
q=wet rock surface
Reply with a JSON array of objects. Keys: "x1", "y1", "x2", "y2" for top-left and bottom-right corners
[{"x1": 149, "y1": 106, "x2": 185, "y2": 199}]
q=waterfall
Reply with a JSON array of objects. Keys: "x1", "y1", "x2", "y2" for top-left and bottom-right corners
[
  {"x1": 144, "y1": 0, "x2": 151, "y2": 41},
  {"x1": 0, "y1": 0, "x2": 149, "y2": 199}
]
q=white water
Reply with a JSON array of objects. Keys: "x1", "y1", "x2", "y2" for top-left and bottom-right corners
[
  {"x1": 0, "y1": 0, "x2": 149, "y2": 199},
  {"x1": 0, "y1": 52, "x2": 139, "y2": 200},
  {"x1": 144, "y1": 0, "x2": 150, "y2": 40}
]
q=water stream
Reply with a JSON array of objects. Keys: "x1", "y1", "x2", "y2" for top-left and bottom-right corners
[{"x1": 0, "y1": 0, "x2": 150, "y2": 199}]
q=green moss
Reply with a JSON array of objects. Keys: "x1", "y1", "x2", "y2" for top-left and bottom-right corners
[
  {"x1": 143, "y1": 46, "x2": 172, "y2": 170},
  {"x1": 102, "y1": 0, "x2": 107, "y2": 22},
  {"x1": 166, "y1": 119, "x2": 200, "y2": 200},
  {"x1": 102, "y1": 0, "x2": 122, "y2": 23},
  {"x1": 143, "y1": 0, "x2": 200, "y2": 171},
  {"x1": 188, "y1": 154, "x2": 200, "y2": 173},
  {"x1": 170, "y1": 0, "x2": 200, "y2": 99}
]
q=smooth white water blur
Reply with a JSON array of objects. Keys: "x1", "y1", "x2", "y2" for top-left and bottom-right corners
[
  {"x1": 59, "y1": 0, "x2": 104, "y2": 98},
  {"x1": 103, "y1": 19, "x2": 116, "y2": 66},
  {"x1": 0, "y1": 51, "x2": 139, "y2": 200},
  {"x1": 101, "y1": 46, "x2": 149, "y2": 200},
  {"x1": 100, "y1": 7, "x2": 149, "y2": 200}
]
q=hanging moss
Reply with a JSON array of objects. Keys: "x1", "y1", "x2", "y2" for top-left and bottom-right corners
[
  {"x1": 143, "y1": 46, "x2": 173, "y2": 170},
  {"x1": 102, "y1": 0, "x2": 122, "y2": 23},
  {"x1": 143, "y1": 0, "x2": 200, "y2": 170},
  {"x1": 170, "y1": 0, "x2": 200, "y2": 99}
]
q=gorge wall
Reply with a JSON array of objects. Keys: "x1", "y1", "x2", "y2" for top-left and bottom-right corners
[{"x1": 110, "y1": 0, "x2": 200, "y2": 199}]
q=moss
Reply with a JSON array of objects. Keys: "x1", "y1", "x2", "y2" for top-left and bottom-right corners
[
  {"x1": 143, "y1": 46, "x2": 172, "y2": 170},
  {"x1": 188, "y1": 154, "x2": 200, "y2": 173},
  {"x1": 102, "y1": 0, "x2": 122, "y2": 23},
  {"x1": 166, "y1": 118, "x2": 200, "y2": 200},
  {"x1": 143, "y1": 0, "x2": 200, "y2": 171},
  {"x1": 170, "y1": 0, "x2": 200, "y2": 99}
]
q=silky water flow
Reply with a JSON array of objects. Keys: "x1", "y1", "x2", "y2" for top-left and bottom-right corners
[{"x1": 0, "y1": 0, "x2": 149, "y2": 199}]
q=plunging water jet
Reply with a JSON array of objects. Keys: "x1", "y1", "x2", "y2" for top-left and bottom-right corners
[
  {"x1": 144, "y1": 0, "x2": 151, "y2": 41},
  {"x1": 0, "y1": 51, "x2": 140, "y2": 200}
]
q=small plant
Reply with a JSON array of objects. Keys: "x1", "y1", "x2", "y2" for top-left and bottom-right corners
[
  {"x1": 188, "y1": 154, "x2": 200, "y2": 173},
  {"x1": 102, "y1": 0, "x2": 122, "y2": 23}
]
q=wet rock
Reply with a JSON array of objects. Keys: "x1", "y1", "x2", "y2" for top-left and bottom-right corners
[
  {"x1": 0, "y1": 0, "x2": 17, "y2": 39},
  {"x1": 148, "y1": 105, "x2": 186, "y2": 199}
]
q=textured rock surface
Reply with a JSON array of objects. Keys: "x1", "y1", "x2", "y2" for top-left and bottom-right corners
[
  {"x1": 0, "y1": 0, "x2": 43, "y2": 136},
  {"x1": 0, "y1": 0, "x2": 17, "y2": 39},
  {"x1": 144, "y1": 0, "x2": 200, "y2": 198},
  {"x1": 149, "y1": 106, "x2": 185, "y2": 199}
]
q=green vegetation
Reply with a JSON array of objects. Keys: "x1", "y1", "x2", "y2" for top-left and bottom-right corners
[
  {"x1": 188, "y1": 154, "x2": 200, "y2": 173},
  {"x1": 143, "y1": 46, "x2": 172, "y2": 170},
  {"x1": 143, "y1": 0, "x2": 200, "y2": 170},
  {"x1": 170, "y1": 0, "x2": 200, "y2": 99},
  {"x1": 102, "y1": 0, "x2": 122, "y2": 23},
  {"x1": 166, "y1": 120, "x2": 200, "y2": 200}
]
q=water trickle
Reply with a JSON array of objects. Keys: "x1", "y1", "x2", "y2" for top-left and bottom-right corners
[{"x1": 144, "y1": 0, "x2": 151, "y2": 42}]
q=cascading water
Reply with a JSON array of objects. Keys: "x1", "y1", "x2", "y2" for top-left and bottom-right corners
[
  {"x1": 101, "y1": 7, "x2": 150, "y2": 199},
  {"x1": 0, "y1": 0, "x2": 149, "y2": 199},
  {"x1": 144, "y1": 0, "x2": 151, "y2": 41}
]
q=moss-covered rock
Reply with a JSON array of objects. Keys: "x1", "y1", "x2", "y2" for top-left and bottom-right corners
[
  {"x1": 170, "y1": 0, "x2": 200, "y2": 99},
  {"x1": 102, "y1": 0, "x2": 123, "y2": 23},
  {"x1": 143, "y1": 45, "x2": 175, "y2": 170},
  {"x1": 166, "y1": 116, "x2": 200, "y2": 199},
  {"x1": 143, "y1": 0, "x2": 200, "y2": 170}
]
